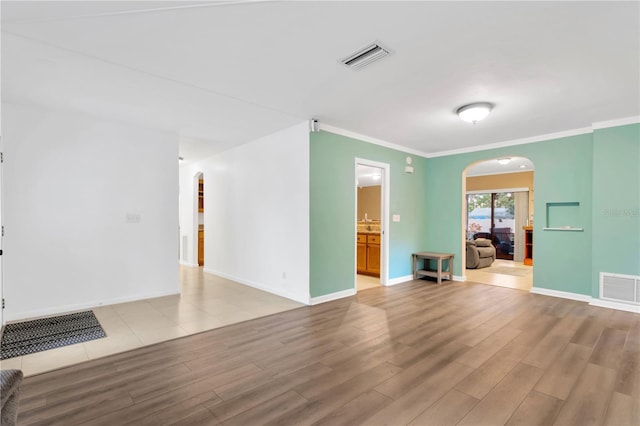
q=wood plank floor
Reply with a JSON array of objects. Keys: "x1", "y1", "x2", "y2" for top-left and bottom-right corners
[{"x1": 16, "y1": 280, "x2": 640, "y2": 425}]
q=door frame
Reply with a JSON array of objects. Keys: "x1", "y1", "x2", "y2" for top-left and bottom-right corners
[{"x1": 354, "y1": 158, "x2": 390, "y2": 290}]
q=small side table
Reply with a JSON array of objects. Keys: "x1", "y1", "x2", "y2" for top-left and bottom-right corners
[{"x1": 412, "y1": 252, "x2": 454, "y2": 284}]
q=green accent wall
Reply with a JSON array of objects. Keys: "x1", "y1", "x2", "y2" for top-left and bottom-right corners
[
  {"x1": 592, "y1": 124, "x2": 640, "y2": 296},
  {"x1": 310, "y1": 131, "x2": 428, "y2": 298},
  {"x1": 310, "y1": 124, "x2": 639, "y2": 301},
  {"x1": 425, "y1": 133, "x2": 595, "y2": 296}
]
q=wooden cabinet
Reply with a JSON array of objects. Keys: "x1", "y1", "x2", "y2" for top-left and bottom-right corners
[
  {"x1": 198, "y1": 226, "x2": 204, "y2": 266},
  {"x1": 366, "y1": 234, "x2": 381, "y2": 275},
  {"x1": 357, "y1": 233, "x2": 381, "y2": 277},
  {"x1": 523, "y1": 226, "x2": 533, "y2": 266},
  {"x1": 357, "y1": 242, "x2": 367, "y2": 272},
  {"x1": 198, "y1": 179, "x2": 204, "y2": 213},
  {"x1": 356, "y1": 234, "x2": 368, "y2": 273}
]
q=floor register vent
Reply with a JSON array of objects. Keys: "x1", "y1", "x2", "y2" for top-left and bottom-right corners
[{"x1": 600, "y1": 272, "x2": 640, "y2": 305}]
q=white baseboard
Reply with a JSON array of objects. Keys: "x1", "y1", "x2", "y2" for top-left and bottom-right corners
[
  {"x1": 387, "y1": 275, "x2": 413, "y2": 286},
  {"x1": 203, "y1": 268, "x2": 309, "y2": 305},
  {"x1": 179, "y1": 261, "x2": 199, "y2": 268},
  {"x1": 4, "y1": 289, "x2": 181, "y2": 323},
  {"x1": 530, "y1": 287, "x2": 591, "y2": 302},
  {"x1": 310, "y1": 288, "x2": 357, "y2": 305},
  {"x1": 530, "y1": 287, "x2": 640, "y2": 313},
  {"x1": 590, "y1": 298, "x2": 640, "y2": 313},
  {"x1": 453, "y1": 275, "x2": 465, "y2": 282}
]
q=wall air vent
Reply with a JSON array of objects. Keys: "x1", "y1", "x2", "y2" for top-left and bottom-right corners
[
  {"x1": 600, "y1": 272, "x2": 640, "y2": 305},
  {"x1": 340, "y1": 41, "x2": 390, "y2": 70}
]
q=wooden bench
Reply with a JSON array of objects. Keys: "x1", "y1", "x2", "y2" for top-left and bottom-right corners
[{"x1": 412, "y1": 252, "x2": 454, "y2": 284}]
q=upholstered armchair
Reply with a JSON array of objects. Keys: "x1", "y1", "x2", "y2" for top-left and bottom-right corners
[{"x1": 466, "y1": 238, "x2": 496, "y2": 269}]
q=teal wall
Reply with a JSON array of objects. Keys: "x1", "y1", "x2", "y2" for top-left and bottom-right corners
[
  {"x1": 310, "y1": 131, "x2": 428, "y2": 298},
  {"x1": 425, "y1": 133, "x2": 595, "y2": 296},
  {"x1": 591, "y1": 124, "x2": 640, "y2": 296},
  {"x1": 310, "y1": 124, "x2": 639, "y2": 300}
]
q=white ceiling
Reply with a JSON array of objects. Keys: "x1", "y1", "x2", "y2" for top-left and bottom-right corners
[
  {"x1": 357, "y1": 164, "x2": 383, "y2": 188},
  {"x1": 2, "y1": 1, "x2": 638, "y2": 162},
  {"x1": 466, "y1": 156, "x2": 534, "y2": 177}
]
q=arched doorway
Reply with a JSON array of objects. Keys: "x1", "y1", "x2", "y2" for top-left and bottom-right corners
[{"x1": 462, "y1": 157, "x2": 534, "y2": 291}]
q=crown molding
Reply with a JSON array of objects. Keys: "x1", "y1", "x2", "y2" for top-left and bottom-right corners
[
  {"x1": 427, "y1": 126, "x2": 593, "y2": 158},
  {"x1": 319, "y1": 124, "x2": 431, "y2": 158},
  {"x1": 592, "y1": 116, "x2": 640, "y2": 130},
  {"x1": 320, "y1": 116, "x2": 638, "y2": 160}
]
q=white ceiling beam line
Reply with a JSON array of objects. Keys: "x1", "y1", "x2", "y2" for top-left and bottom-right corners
[
  {"x1": 2, "y1": 31, "x2": 307, "y2": 124},
  {"x1": 1, "y1": 0, "x2": 276, "y2": 25}
]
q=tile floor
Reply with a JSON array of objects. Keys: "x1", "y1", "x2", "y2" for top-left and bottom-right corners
[
  {"x1": 356, "y1": 274, "x2": 381, "y2": 291},
  {"x1": 0, "y1": 266, "x2": 304, "y2": 377},
  {"x1": 464, "y1": 259, "x2": 533, "y2": 291}
]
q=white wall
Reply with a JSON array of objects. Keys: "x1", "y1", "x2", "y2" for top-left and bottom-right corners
[
  {"x1": 3, "y1": 103, "x2": 179, "y2": 321},
  {"x1": 179, "y1": 122, "x2": 310, "y2": 304}
]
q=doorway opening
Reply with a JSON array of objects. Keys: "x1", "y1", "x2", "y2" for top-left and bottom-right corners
[
  {"x1": 195, "y1": 173, "x2": 204, "y2": 267},
  {"x1": 467, "y1": 191, "x2": 515, "y2": 260},
  {"x1": 354, "y1": 159, "x2": 389, "y2": 292},
  {"x1": 463, "y1": 157, "x2": 534, "y2": 291}
]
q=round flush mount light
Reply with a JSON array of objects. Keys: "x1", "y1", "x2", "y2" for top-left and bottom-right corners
[{"x1": 456, "y1": 102, "x2": 494, "y2": 124}]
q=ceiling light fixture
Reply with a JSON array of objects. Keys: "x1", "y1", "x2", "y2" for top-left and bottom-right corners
[
  {"x1": 456, "y1": 102, "x2": 494, "y2": 124},
  {"x1": 497, "y1": 157, "x2": 511, "y2": 165}
]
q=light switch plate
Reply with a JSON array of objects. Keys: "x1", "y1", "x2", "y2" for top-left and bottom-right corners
[
  {"x1": 392, "y1": 214, "x2": 400, "y2": 222},
  {"x1": 126, "y1": 213, "x2": 141, "y2": 223}
]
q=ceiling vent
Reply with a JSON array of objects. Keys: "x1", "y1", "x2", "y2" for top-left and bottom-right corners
[{"x1": 340, "y1": 42, "x2": 390, "y2": 70}]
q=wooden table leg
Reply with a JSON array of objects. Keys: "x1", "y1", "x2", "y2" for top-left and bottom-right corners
[
  {"x1": 437, "y1": 258, "x2": 442, "y2": 284},
  {"x1": 412, "y1": 254, "x2": 417, "y2": 280}
]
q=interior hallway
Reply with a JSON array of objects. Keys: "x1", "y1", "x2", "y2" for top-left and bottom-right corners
[{"x1": 0, "y1": 266, "x2": 304, "y2": 376}]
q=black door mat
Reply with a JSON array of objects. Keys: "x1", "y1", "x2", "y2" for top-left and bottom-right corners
[{"x1": 1, "y1": 311, "x2": 106, "y2": 359}]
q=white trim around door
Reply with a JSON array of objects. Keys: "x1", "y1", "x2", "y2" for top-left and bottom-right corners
[{"x1": 354, "y1": 158, "x2": 390, "y2": 291}]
